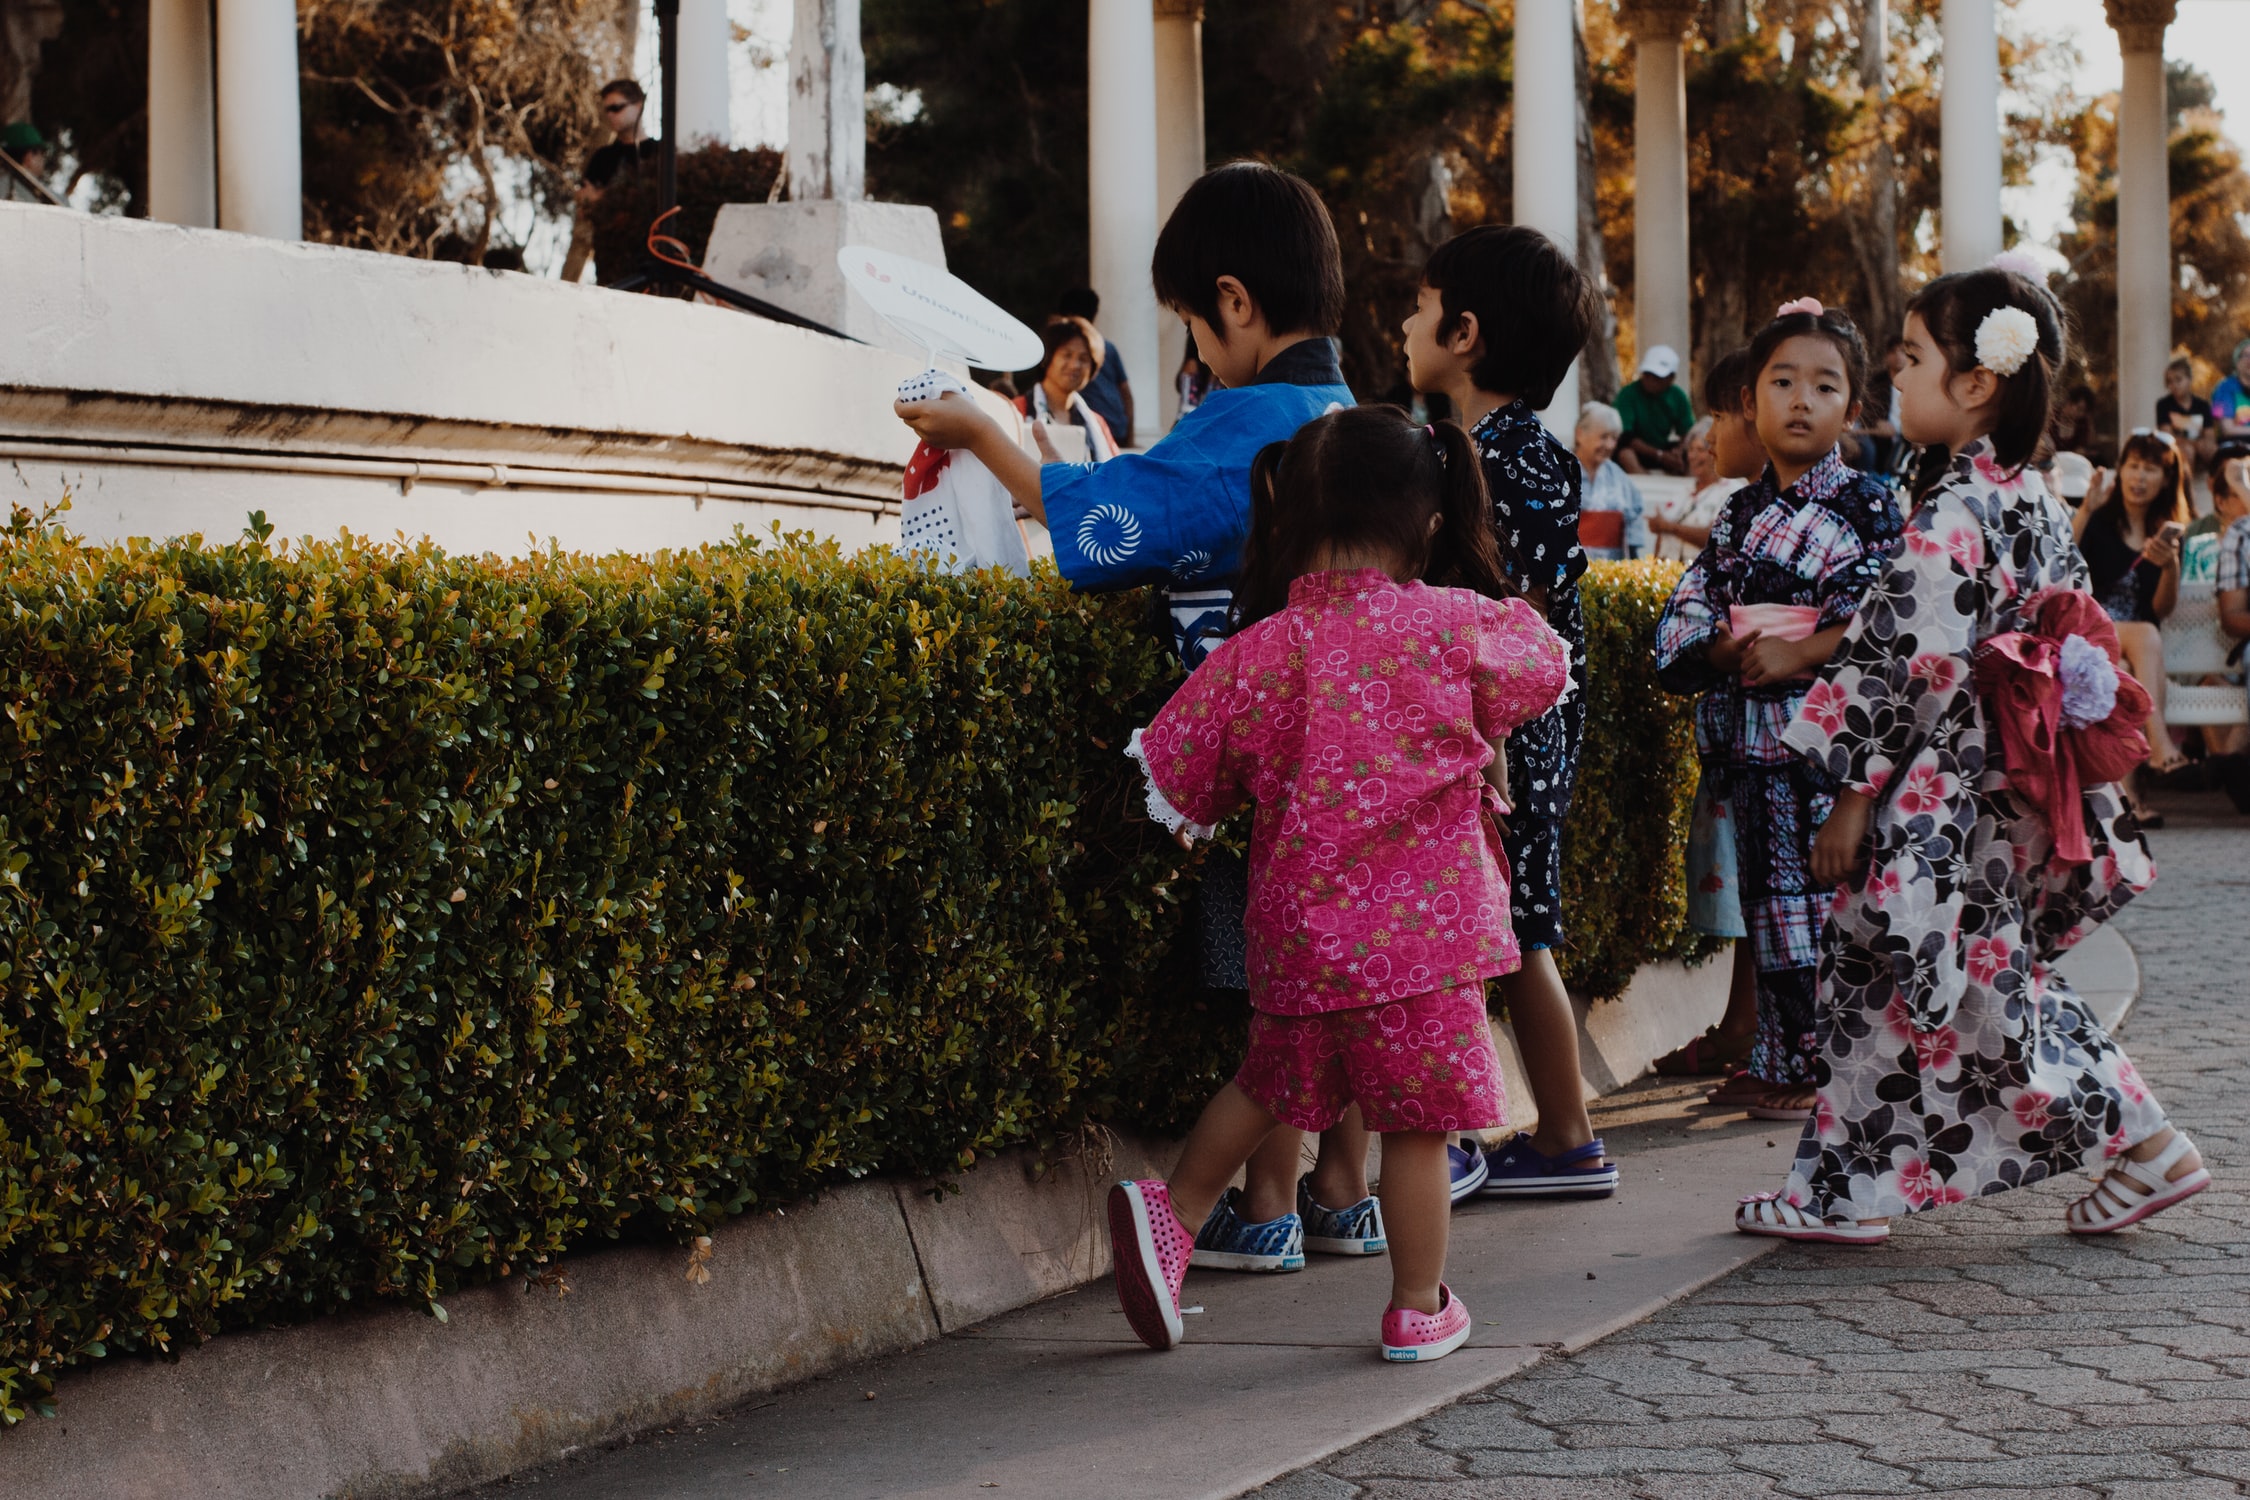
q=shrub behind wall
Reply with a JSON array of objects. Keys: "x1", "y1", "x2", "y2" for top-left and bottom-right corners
[{"x1": 0, "y1": 524, "x2": 1696, "y2": 1418}]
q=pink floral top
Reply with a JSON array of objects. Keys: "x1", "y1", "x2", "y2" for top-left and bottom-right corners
[{"x1": 1129, "y1": 570, "x2": 1570, "y2": 1015}]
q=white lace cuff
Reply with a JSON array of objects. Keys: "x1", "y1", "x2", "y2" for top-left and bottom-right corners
[{"x1": 1125, "y1": 728, "x2": 1215, "y2": 840}]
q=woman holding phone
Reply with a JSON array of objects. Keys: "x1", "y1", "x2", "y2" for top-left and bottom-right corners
[{"x1": 2076, "y1": 430, "x2": 2192, "y2": 801}]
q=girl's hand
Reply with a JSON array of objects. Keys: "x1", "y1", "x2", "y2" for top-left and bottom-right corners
[
  {"x1": 895, "y1": 390, "x2": 1002, "y2": 451},
  {"x1": 1737, "y1": 632, "x2": 1804, "y2": 687},
  {"x1": 1172, "y1": 827, "x2": 1196, "y2": 852},
  {"x1": 2086, "y1": 467, "x2": 2113, "y2": 511},
  {"x1": 1811, "y1": 790, "x2": 1875, "y2": 888},
  {"x1": 1707, "y1": 628, "x2": 1750, "y2": 675}
]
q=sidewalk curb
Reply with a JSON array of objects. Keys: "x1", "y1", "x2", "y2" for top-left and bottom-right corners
[{"x1": 0, "y1": 956, "x2": 1724, "y2": 1500}]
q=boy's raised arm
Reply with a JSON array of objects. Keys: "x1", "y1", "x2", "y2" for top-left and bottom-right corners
[{"x1": 894, "y1": 392, "x2": 1047, "y2": 523}]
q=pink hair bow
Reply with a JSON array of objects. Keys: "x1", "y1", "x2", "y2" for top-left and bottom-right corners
[{"x1": 1775, "y1": 296, "x2": 1824, "y2": 319}]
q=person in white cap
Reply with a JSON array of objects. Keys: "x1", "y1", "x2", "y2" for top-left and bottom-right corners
[{"x1": 1614, "y1": 343, "x2": 1696, "y2": 475}]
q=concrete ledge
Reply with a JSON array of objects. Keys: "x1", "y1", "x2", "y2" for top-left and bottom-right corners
[{"x1": 1, "y1": 956, "x2": 1735, "y2": 1500}]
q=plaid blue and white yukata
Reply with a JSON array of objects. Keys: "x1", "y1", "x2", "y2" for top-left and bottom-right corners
[{"x1": 1654, "y1": 447, "x2": 1903, "y2": 1085}]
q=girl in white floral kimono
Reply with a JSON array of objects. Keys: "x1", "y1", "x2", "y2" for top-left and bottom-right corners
[{"x1": 1737, "y1": 265, "x2": 2212, "y2": 1244}]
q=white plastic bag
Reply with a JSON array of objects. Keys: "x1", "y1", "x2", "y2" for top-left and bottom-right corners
[{"x1": 898, "y1": 369, "x2": 1033, "y2": 577}]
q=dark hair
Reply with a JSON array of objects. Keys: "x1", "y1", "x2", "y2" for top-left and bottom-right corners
[
  {"x1": 1746, "y1": 304, "x2": 1871, "y2": 413},
  {"x1": 1024, "y1": 316, "x2": 1104, "y2": 385},
  {"x1": 2166, "y1": 355, "x2": 2194, "y2": 379},
  {"x1": 2212, "y1": 441, "x2": 2250, "y2": 504},
  {"x1": 1904, "y1": 267, "x2": 2067, "y2": 472},
  {"x1": 1702, "y1": 346, "x2": 1758, "y2": 420},
  {"x1": 2066, "y1": 382, "x2": 2098, "y2": 405},
  {"x1": 600, "y1": 78, "x2": 646, "y2": 106},
  {"x1": 2090, "y1": 430, "x2": 2189, "y2": 538},
  {"x1": 1420, "y1": 225, "x2": 1600, "y2": 410},
  {"x1": 1056, "y1": 286, "x2": 1100, "y2": 319},
  {"x1": 1233, "y1": 406, "x2": 1512, "y2": 630},
  {"x1": 1151, "y1": 161, "x2": 1345, "y2": 340}
]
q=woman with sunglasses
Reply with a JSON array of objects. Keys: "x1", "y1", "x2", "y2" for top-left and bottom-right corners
[{"x1": 2077, "y1": 428, "x2": 2192, "y2": 805}]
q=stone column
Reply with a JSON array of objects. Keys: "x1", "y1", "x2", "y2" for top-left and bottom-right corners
[
  {"x1": 2109, "y1": 0, "x2": 2177, "y2": 438},
  {"x1": 788, "y1": 0, "x2": 864, "y2": 200},
  {"x1": 1514, "y1": 0, "x2": 1580, "y2": 432},
  {"x1": 675, "y1": 0, "x2": 733, "y2": 148},
  {"x1": 1152, "y1": 0, "x2": 1205, "y2": 432},
  {"x1": 1938, "y1": 0, "x2": 2002, "y2": 272},
  {"x1": 148, "y1": 0, "x2": 217, "y2": 228},
  {"x1": 1088, "y1": 0, "x2": 1161, "y2": 447},
  {"x1": 1620, "y1": 3, "x2": 1693, "y2": 380},
  {"x1": 213, "y1": 0, "x2": 301, "y2": 240}
]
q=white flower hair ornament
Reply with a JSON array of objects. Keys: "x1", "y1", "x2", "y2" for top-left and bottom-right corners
[{"x1": 1975, "y1": 305, "x2": 2042, "y2": 378}]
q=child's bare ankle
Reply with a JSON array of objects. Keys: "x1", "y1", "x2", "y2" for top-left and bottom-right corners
[{"x1": 1390, "y1": 1285, "x2": 1443, "y2": 1317}]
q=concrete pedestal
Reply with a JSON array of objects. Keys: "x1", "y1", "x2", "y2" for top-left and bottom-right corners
[{"x1": 702, "y1": 200, "x2": 948, "y2": 362}]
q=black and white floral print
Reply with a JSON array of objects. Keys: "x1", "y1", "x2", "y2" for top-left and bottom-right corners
[{"x1": 1778, "y1": 441, "x2": 2168, "y2": 1220}]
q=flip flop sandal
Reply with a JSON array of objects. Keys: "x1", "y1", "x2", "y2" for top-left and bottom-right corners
[
  {"x1": 1746, "y1": 1088, "x2": 1817, "y2": 1122},
  {"x1": 1656, "y1": 1027, "x2": 1753, "y2": 1078},
  {"x1": 2068, "y1": 1132, "x2": 2212, "y2": 1235},
  {"x1": 1705, "y1": 1070, "x2": 1770, "y2": 1108},
  {"x1": 1735, "y1": 1191, "x2": 1889, "y2": 1245}
]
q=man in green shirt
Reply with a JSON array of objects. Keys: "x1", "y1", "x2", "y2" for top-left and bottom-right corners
[{"x1": 1614, "y1": 344, "x2": 1694, "y2": 475}]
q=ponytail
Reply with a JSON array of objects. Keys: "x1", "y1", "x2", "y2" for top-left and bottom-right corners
[
  {"x1": 1423, "y1": 420, "x2": 1513, "y2": 601},
  {"x1": 1229, "y1": 406, "x2": 1512, "y2": 632},
  {"x1": 1231, "y1": 439, "x2": 1300, "y2": 630}
]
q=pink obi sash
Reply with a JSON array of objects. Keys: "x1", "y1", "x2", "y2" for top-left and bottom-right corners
[{"x1": 1728, "y1": 603, "x2": 1824, "y2": 680}]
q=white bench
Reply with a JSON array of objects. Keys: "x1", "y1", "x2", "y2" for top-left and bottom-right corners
[{"x1": 2162, "y1": 579, "x2": 2248, "y2": 727}]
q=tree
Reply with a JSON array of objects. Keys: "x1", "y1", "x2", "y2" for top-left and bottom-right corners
[
  {"x1": 2055, "y1": 85, "x2": 2250, "y2": 442},
  {"x1": 298, "y1": 0, "x2": 629, "y2": 261}
]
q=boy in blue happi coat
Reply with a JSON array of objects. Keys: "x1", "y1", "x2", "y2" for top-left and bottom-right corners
[
  {"x1": 895, "y1": 161, "x2": 1377, "y2": 1269},
  {"x1": 896, "y1": 161, "x2": 1352, "y2": 669}
]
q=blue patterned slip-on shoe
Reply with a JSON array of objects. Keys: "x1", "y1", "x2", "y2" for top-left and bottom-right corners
[
  {"x1": 1189, "y1": 1187, "x2": 1306, "y2": 1272},
  {"x1": 1446, "y1": 1141, "x2": 1490, "y2": 1204},
  {"x1": 1297, "y1": 1173, "x2": 1388, "y2": 1255},
  {"x1": 1479, "y1": 1133, "x2": 1620, "y2": 1199}
]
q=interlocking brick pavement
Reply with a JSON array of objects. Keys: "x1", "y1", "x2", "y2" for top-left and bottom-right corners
[{"x1": 1256, "y1": 800, "x2": 2250, "y2": 1500}]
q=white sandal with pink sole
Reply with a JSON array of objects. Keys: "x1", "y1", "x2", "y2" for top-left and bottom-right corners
[
  {"x1": 1735, "y1": 1191, "x2": 1890, "y2": 1245},
  {"x1": 2068, "y1": 1132, "x2": 2210, "y2": 1235}
]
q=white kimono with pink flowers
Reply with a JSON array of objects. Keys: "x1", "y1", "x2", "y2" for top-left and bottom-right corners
[{"x1": 1776, "y1": 442, "x2": 2167, "y2": 1221}]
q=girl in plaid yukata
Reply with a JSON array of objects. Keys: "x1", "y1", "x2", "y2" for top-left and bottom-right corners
[
  {"x1": 1654, "y1": 301, "x2": 1904, "y2": 1122},
  {"x1": 1106, "y1": 406, "x2": 1569, "y2": 1364}
]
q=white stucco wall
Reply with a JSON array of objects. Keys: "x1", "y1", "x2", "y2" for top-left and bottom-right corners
[{"x1": 0, "y1": 204, "x2": 1002, "y2": 557}]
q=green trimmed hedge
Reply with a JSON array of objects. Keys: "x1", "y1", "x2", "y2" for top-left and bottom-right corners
[{"x1": 0, "y1": 520, "x2": 1696, "y2": 1419}]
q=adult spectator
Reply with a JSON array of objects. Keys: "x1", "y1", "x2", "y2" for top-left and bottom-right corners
[
  {"x1": 1055, "y1": 287, "x2": 1133, "y2": 445},
  {"x1": 2076, "y1": 430, "x2": 2191, "y2": 793},
  {"x1": 1612, "y1": 344, "x2": 1693, "y2": 475},
  {"x1": 2048, "y1": 383, "x2": 2098, "y2": 457},
  {"x1": 1648, "y1": 417, "x2": 1741, "y2": 561},
  {"x1": 1175, "y1": 343, "x2": 1212, "y2": 417},
  {"x1": 1573, "y1": 401, "x2": 1649, "y2": 560},
  {"x1": 2213, "y1": 339, "x2": 2250, "y2": 440},
  {"x1": 1015, "y1": 316, "x2": 1118, "y2": 464},
  {"x1": 2186, "y1": 442, "x2": 2250, "y2": 572},
  {"x1": 2217, "y1": 458, "x2": 2250, "y2": 773},
  {"x1": 561, "y1": 79, "x2": 658, "y2": 283},
  {"x1": 0, "y1": 122, "x2": 50, "y2": 202},
  {"x1": 2157, "y1": 355, "x2": 2215, "y2": 455}
]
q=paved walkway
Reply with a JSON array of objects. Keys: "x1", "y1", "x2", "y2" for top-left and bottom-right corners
[
  {"x1": 1256, "y1": 797, "x2": 2249, "y2": 1500},
  {"x1": 467, "y1": 835, "x2": 2156, "y2": 1500}
]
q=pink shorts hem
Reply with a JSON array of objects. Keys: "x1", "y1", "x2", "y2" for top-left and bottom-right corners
[{"x1": 1233, "y1": 985, "x2": 1507, "y2": 1135}]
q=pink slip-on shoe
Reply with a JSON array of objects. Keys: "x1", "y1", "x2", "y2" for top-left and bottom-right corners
[
  {"x1": 1108, "y1": 1179, "x2": 1193, "y2": 1350},
  {"x1": 1381, "y1": 1283, "x2": 1472, "y2": 1363}
]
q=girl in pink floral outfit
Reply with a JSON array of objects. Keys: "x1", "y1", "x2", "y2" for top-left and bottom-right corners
[{"x1": 1107, "y1": 406, "x2": 1570, "y2": 1363}]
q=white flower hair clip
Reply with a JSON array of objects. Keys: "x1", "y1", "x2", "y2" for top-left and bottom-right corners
[{"x1": 1975, "y1": 305, "x2": 2041, "y2": 377}]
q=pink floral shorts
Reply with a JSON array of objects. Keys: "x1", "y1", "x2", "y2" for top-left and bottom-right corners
[{"x1": 1233, "y1": 986, "x2": 1506, "y2": 1135}]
